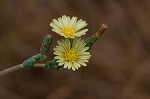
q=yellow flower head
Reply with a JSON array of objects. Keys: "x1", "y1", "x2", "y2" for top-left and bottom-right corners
[
  {"x1": 50, "y1": 15, "x2": 88, "y2": 38},
  {"x1": 54, "y1": 38, "x2": 91, "y2": 71}
]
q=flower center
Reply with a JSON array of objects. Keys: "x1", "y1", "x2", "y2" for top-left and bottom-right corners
[
  {"x1": 62, "y1": 27, "x2": 75, "y2": 37},
  {"x1": 64, "y1": 49, "x2": 78, "y2": 62}
]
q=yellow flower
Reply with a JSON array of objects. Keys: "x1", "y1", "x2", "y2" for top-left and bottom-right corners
[
  {"x1": 50, "y1": 15, "x2": 88, "y2": 38},
  {"x1": 54, "y1": 38, "x2": 91, "y2": 71}
]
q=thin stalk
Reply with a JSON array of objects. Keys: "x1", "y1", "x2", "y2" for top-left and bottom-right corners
[{"x1": 0, "y1": 64, "x2": 44, "y2": 77}]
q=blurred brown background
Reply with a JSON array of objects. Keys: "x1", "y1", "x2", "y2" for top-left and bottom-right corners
[{"x1": 0, "y1": 0, "x2": 150, "y2": 99}]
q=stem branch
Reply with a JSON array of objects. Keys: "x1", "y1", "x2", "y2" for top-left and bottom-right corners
[
  {"x1": 0, "y1": 24, "x2": 108, "y2": 77},
  {"x1": 0, "y1": 64, "x2": 44, "y2": 77}
]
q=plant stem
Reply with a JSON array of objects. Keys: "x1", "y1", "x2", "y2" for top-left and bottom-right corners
[
  {"x1": 0, "y1": 24, "x2": 108, "y2": 77},
  {"x1": 0, "y1": 64, "x2": 44, "y2": 77}
]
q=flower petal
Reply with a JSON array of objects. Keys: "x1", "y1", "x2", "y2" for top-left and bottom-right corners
[
  {"x1": 50, "y1": 15, "x2": 88, "y2": 38},
  {"x1": 53, "y1": 38, "x2": 91, "y2": 71}
]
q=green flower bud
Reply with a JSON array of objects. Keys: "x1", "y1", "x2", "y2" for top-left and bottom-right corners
[
  {"x1": 40, "y1": 34, "x2": 53, "y2": 54},
  {"x1": 23, "y1": 54, "x2": 46, "y2": 68},
  {"x1": 85, "y1": 35, "x2": 98, "y2": 50}
]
